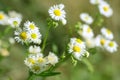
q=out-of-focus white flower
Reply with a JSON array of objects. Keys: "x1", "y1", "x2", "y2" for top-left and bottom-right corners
[
  {"x1": 78, "y1": 24, "x2": 94, "y2": 39},
  {"x1": 85, "y1": 38, "x2": 96, "y2": 48},
  {"x1": 61, "y1": 18, "x2": 67, "y2": 25},
  {"x1": 48, "y1": 4, "x2": 66, "y2": 22},
  {"x1": 9, "y1": 37, "x2": 15, "y2": 44},
  {"x1": 29, "y1": 45, "x2": 41, "y2": 54},
  {"x1": 8, "y1": 11, "x2": 22, "y2": 19},
  {"x1": 101, "y1": 27, "x2": 113, "y2": 40},
  {"x1": 98, "y1": 1, "x2": 113, "y2": 17},
  {"x1": 68, "y1": 38, "x2": 87, "y2": 60},
  {"x1": 80, "y1": 13, "x2": 93, "y2": 24},
  {"x1": 14, "y1": 28, "x2": 29, "y2": 44},
  {"x1": 28, "y1": 31, "x2": 42, "y2": 44},
  {"x1": 0, "y1": 48, "x2": 10, "y2": 56},
  {"x1": 24, "y1": 21, "x2": 39, "y2": 32},
  {"x1": 8, "y1": 17, "x2": 22, "y2": 28},
  {"x1": 90, "y1": 0, "x2": 103, "y2": 5},
  {"x1": 46, "y1": 52, "x2": 58, "y2": 66},
  {"x1": 0, "y1": 11, "x2": 8, "y2": 25},
  {"x1": 95, "y1": 35, "x2": 107, "y2": 47},
  {"x1": 104, "y1": 40, "x2": 118, "y2": 53}
]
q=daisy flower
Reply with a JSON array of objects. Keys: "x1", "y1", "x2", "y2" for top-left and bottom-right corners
[
  {"x1": 24, "y1": 21, "x2": 39, "y2": 32},
  {"x1": 80, "y1": 13, "x2": 93, "y2": 24},
  {"x1": 29, "y1": 45, "x2": 41, "y2": 54},
  {"x1": 68, "y1": 38, "x2": 87, "y2": 60},
  {"x1": 98, "y1": 1, "x2": 113, "y2": 17},
  {"x1": 104, "y1": 40, "x2": 118, "y2": 53},
  {"x1": 14, "y1": 28, "x2": 29, "y2": 44},
  {"x1": 46, "y1": 52, "x2": 58, "y2": 66},
  {"x1": 78, "y1": 24, "x2": 94, "y2": 39},
  {"x1": 101, "y1": 27, "x2": 113, "y2": 40},
  {"x1": 0, "y1": 11, "x2": 8, "y2": 25},
  {"x1": 28, "y1": 31, "x2": 42, "y2": 44},
  {"x1": 8, "y1": 17, "x2": 22, "y2": 28},
  {"x1": 95, "y1": 35, "x2": 108, "y2": 47},
  {"x1": 48, "y1": 4, "x2": 66, "y2": 22},
  {"x1": 90, "y1": 0, "x2": 103, "y2": 5}
]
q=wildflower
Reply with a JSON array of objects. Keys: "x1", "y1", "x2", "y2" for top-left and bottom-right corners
[
  {"x1": 0, "y1": 11, "x2": 8, "y2": 25},
  {"x1": 0, "y1": 48, "x2": 9, "y2": 56},
  {"x1": 101, "y1": 27, "x2": 113, "y2": 40},
  {"x1": 8, "y1": 17, "x2": 22, "y2": 28},
  {"x1": 80, "y1": 13, "x2": 93, "y2": 24},
  {"x1": 68, "y1": 38, "x2": 87, "y2": 60},
  {"x1": 90, "y1": 0, "x2": 103, "y2": 5},
  {"x1": 24, "y1": 21, "x2": 39, "y2": 32},
  {"x1": 14, "y1": 28, "x2": 29, "y2": 44},
  {"x1": 29, "y1": 45, "x2": 41, "y2": 54},
  {"x1": 104, "y1": 40, "x2": 118, "y2": 53},
  {"x1": 28, "y1": 31, "x2": 42, "y2": 44},
  {"x1": 46, "y1": 52, "x2": 58, "y2": 66},
  {"x1": 48, "y1": 4, "x2": 66, "y2": 23},
  {"x1": 95, "y1": 35, "x2": 107, "y2": 47},
  {"x1": 98, "y1": 1, "x2": 113, "y2": 17},
  {"x1": 78, "y1": 24, "x2": 94, "y2": 39}
]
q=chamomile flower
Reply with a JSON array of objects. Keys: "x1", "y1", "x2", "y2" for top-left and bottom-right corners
[
  {"x1": 0, "y1": 11, "x2": 8, "y2": 25},
  {"x1": 101, "y1": 27, "x2": 113, "y2": 40},
  {"x1": 24, "y1": 21, "x2": 39, "y2": 32},
  {"x1": 98, "y1": 1, "x2": 113, "y2": 17},
  {"x1": 8, "y1": 17, "x2": 22, "y2": 28},
  {"x1": 28, "y1": 31, "x2": 42, "y2": 44},
  {"x1": 48, "y1": 4, "x2": 66, "y2": 22},
  {"x1": 78, "y1": 24, "x2": 94, "y2": 39},
  {"x1": 95, "y1": 35, "x2": 107, "y2": 47},
  {"x1": 46, "y1": 52, "x2": 58, "y2": 66},
  {"x1": 8, "y1": 11, "x2": 22, "y2": 18},
  {"x1": 80, "y1": 13, "x2": 93, "y2": 24},
  {"x1": 104, "y1": 40, "x2": 118, "y2": 53},
  {"x1": 29, "y1": 45, "x2": 41, "y2": 54},
  {"x1": 90, "y1": 0, "x2": 103, "y2": 5},
  {"x1": 68, "y1": 38, "x2": 87, "y2": 60},
  {"x1": 14, "y1": 28, "x2": 29, "y2": 44}
]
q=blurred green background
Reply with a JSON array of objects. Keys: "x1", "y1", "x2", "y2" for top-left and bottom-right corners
[{"x1": 0, "y1": 0, "x2": 120, "y2": 80}]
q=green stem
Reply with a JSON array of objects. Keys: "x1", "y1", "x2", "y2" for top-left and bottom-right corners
[{"x1": 41, "y1": 25, "x2": 51, "y2": 53}]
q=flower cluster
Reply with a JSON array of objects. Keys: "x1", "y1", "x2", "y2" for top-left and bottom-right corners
[
  {"x1": 24, "y1": 52, "x2": 58, "y2": 74},
  {"x1": 0, "y1": 11, "x2": 22, "y2": 27}
]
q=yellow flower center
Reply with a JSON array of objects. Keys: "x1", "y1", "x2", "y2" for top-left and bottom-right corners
[
  {"x1": 109, "y1": 42, "x2": 114, "y2": 47},
  {"x1": 87, "y1": 27, "x2": 92, "y2": 33},
  {"x1": 76, "y1": 39, "x2": 82, "y2": 44},
  {"x1": 28, "y1": 58, "x2": 35, "y2": 64},
  {"x1": 0, "y1": 13, "x2": 4, "y2": 20},
  {"x1": 33, "y1": 65, "x2": 40, "y2": 72},
  {"x1": 73, "y1": 46, "x2": 81, "y2": 52},
  {"x1": 13, "y1": 21, "x2": 18, "y2": 26},
  {"x1": 38, "y1": 57, "x2": 44, "y2": 63},
  {"x1": 100, "y1": 39, "x2": 105, "y2": 45},
  {"x1": 106, "y1": 29, "x2": 111, "y2": 35},
  {"x1": 20, "y1": 32, "x2": 27, "y2": 40},
  {"x1": 54, "y1": 9, "x2": 61, "y2": 16},
  {"x1": 31, "y1": 33, "x2": 37, "y2": 39},
  {"x1": 29, "y1": 24, "x2": 35, "y2": 29},
  {"x1": 85, "y1": 16, "x2": 89, "y2": 20},
  {"x1": 103, "y1": 6, "x2": 109, "y2": 12}
]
